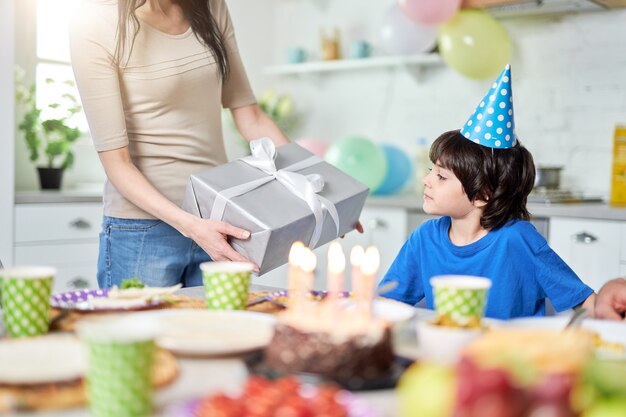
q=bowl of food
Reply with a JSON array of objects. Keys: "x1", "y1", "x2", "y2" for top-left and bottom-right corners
[{"x1": 416, "y1": 318, "x2": 487, "y2": 365}]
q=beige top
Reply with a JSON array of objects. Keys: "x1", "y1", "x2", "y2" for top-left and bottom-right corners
[{"x1": 69, "y1": 0, "x2": 256, "y2": 219}]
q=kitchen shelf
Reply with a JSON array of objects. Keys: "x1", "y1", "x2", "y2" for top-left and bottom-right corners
[{"x1": 263, "y1": 53, "x2": 443, "y2": 76}]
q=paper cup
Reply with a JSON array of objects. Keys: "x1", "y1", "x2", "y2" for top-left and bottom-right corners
[
  {"x1": 200, "y1": 262, "x2": 253, "y2": 310},
  {"x1": 0, "y1": 266, "x2": 55, "y2": 337},
  {"x1": 77, "y1": 317, "x2": 157, "y2": 417},
  {"x1": 430, "y1": 275, "x2": 492, "y2": 327}
]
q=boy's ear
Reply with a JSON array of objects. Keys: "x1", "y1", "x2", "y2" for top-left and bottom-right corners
[
  {"x1": 473, "y1": 199, "x2": 488, "y2": 208},
  {"x1": 473, "y1": 193, "x2": 489, "y2": 208}
]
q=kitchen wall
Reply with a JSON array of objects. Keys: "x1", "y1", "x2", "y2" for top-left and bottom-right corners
[
  {"x1": 260, "y1": 0, "x2": 626, "y2": 198},
  {"x1": 13, "y1": 1, "x2": 626, "y2": 200}
]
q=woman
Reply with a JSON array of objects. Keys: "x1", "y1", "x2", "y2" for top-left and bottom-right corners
[{"x1": 69, "y1": 0, "x2": 289, "y2": 288}]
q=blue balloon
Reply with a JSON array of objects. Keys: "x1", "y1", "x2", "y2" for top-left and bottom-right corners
[{"x1": 374, "y1": 144, "x2": 413, "y2": 195}]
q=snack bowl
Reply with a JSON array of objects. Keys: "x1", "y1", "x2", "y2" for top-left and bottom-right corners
[{"x1": 416, "y1": 319, "x2": 487, "y2": 365}]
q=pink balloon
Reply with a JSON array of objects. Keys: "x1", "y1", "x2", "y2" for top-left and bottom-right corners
[
  {"x1": 295, "y1": 138, "x2": 330, "y2": 158},
  {"x1": 397, "y1": 0, "x2": 461, "y2": 26}
]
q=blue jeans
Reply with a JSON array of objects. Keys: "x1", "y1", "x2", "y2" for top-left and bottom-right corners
[{"x1": 97, "y1": 216, "x2": 211, "y2": 288}]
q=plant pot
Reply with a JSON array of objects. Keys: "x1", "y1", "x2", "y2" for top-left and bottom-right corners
[{"x1": 37, "y1": 167, "x2": 64, "y2": 190}]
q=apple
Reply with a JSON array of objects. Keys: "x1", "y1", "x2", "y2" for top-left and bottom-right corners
[
  {"x1": 581, "y1": 398, "x2": 626, "y2": 417},
  {"x1": 397, "y1": 363, "x2": 456, "y2": 417}
]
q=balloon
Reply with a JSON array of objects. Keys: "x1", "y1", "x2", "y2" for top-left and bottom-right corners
[
  {"x1": 325, "y1": 136, "x2": 387, "y2": 193},
  {"x1": 380, "y1": 4, "x2": 438, "y2": 56},
  {"x1": 397, "y1": 0, "x2": 461, "y2": 26},
  {"x1": 295, "y1": 138, "x2": 329, "y2": 158},
  {"x1": 438, "y1": 9, "x2": 512, "y2": 79},
  {"x1": 374, "y1": 144, "x2": 414, "y2": 196}
]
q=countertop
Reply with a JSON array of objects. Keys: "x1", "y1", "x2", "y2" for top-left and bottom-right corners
[
  {"x1": 15, "y1": 189, "x2": 103, "y2": 204},
  {"x1": 15, "y1": 190, "x2": 626, "y2": 221},
  {"x1": 367, "y1": 194, "x2": 626, "y2": 222}
]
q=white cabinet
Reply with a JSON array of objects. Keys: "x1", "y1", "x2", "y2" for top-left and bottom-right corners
[
  {"x1": 548, "y1": 217, "x2": 624, "y2": 291},
  {"x1": 14, "y1": 203, "x2": 102, "y2": 292},
  {"x1": 252, "y1": 206, "x2": 432, "y2": 290}
]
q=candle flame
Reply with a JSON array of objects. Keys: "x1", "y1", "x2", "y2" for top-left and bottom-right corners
[
  {"x1": 360, "y1": 246, "x2": 380, "y2": 275},
  {"x1": 350, "y1": 245, "x2": 365, "y2": 267},
  {"x1": 300, "y1": 248, "x2": 317, "y2": 272},
  {"x1": 288, "y1": 241, "x2": 305, "y2": 265},
  {"x1": 328, "y1": 241, "x2": 345, "y2": 274}
]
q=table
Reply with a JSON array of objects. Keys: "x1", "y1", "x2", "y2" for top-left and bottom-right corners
[{"x1": 17, "y1": 285, "x2": 425, "y2": 417}]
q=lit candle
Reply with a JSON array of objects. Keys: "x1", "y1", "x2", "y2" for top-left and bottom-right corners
[
  {"x1": 288, "y1": 241, "x2": 305, "y2": 310},
  {"x1": 350, "y1": 246, "x2": 365, "y2": 301},
  {"x1": 299, "y1": 248, "x2": 317, "y2": 305},
  {"x1": 327, "y1": 241, "x2": 345, "y2": 300},
  {"x1": 360, "y1": 246, "x2": 380, "y2": 318}
]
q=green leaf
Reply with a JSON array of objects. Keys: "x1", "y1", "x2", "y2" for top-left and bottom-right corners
[
  {"x1": 61, "y1": 151, "x2": 74, "y2": 170},
  {"x1": 120, "y1": 277, "x2": 145, "y2": 289}
]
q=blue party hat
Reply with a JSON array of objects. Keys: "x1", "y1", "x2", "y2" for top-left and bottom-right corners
[{"x1": 460, "y1": 65, "x2": 517, "y2": 149}]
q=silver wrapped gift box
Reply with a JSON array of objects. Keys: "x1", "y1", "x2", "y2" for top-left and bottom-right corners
[{"x1": 182, "y1": 138, "x2": 369, "y2": 275}]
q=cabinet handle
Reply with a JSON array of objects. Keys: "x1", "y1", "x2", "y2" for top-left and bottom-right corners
[
  {"x1": 571, "y1": 232, "x2": 597, "y2": 244},
  {"x1": 368, "y1": 218, "x2": 388, "y2": 230},
  {"x1": 69, "y1": 218, "x2": 91, "y2": 229},
  {"x1": 69, "y1": 277, "x2": 90, "y2": 289}
]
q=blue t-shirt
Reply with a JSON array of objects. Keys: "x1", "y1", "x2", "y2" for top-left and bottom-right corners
[{"x1": 379, "y1": 217, "x2": 593, "y2": 319}]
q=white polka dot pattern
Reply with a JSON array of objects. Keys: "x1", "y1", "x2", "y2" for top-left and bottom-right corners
[
  {"x1": 1, "y1": 276, "x2": 53, "y2": 337},
  {"x1": 433, "y1": 287, "x2": 488, "y2": 326},
  {"x1": 460, "y1": 65, "x2": 517, "y2": 149},
  {"x1": 86, "y1": 340, "x2": 155, "y2": 417},
  {"x1": 202, "y1": 271, "x2": 251, "y2": 310}
]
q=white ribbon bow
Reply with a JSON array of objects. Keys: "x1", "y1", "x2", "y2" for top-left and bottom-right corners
[{"x1": 209, "y1": 137, "x2": 340, "y2": 248}]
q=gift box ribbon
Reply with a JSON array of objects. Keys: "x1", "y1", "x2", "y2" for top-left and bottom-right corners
[{"x1": 209, "y1": 138, "x2": 340, "y2": 248}]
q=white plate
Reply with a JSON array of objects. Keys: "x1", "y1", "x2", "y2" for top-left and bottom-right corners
[
  {"x1": 0, "y1": 334, "x2": 86, "y2": 384},
  {"x1": 135, "y1": 309, "x2": 276, "y2": 357},
  {"x1": 372, "y1": 298, "x2": 417, "y2": 323},
  {"x1": 494, "y1": 315, "x2": 626, "y2": 357}
]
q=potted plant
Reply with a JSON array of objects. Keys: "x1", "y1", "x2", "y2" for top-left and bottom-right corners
[{"x1": 15, "y1": 68, "x2": 83, "y2": 190}]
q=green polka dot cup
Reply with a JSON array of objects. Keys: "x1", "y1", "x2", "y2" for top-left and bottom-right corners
[
  {"x1": 200, "y1": 262, "x2": 253, "y2": 310},
  {"x1": 0, "y1": 266, "x2": 55, "y2": 337},
  {"x1": 77, "y1": 317, "x2": 157, "y2": 417},
  {"x1": 430, "y1": 275, "x2": 492, "y2": 328}
]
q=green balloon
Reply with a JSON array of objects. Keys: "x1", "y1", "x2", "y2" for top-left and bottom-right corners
[
  {"x1": 325, "y1": 136, "x2": 387, "y2": 193},
  {"x1": 438, "y1": 9, "x2": 512, "y2": 80}
]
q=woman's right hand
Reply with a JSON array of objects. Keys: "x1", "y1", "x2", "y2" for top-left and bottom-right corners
[{"x1": 186, "y1": 216, "x2": 259, "y2": 271}]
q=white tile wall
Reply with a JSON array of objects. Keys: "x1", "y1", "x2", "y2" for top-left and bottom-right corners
[{"x1": 232, "y1": 1, "x2": 626, "y2": 199}]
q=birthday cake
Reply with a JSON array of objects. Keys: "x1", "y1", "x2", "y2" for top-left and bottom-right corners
[
  {"x1": 262, "y1": 242, "x2": 395, "y2": 381},
  {"x1": 264, "y1": 314, "x2": 394, "y2": 381}
]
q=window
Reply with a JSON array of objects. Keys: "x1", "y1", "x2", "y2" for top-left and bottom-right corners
[{"x1": 36, "y1": 0, "x2": 87, "y2": 130}]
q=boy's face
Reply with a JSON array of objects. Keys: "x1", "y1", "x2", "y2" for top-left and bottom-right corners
[{"x1": 422, "y1": 161, "x2": 484, "y2": 219}]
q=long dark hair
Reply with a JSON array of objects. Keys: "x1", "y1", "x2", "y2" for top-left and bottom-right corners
[
  {"x1": 115, "y1": 0, "x2": 230, "y2": 80},
  {"x1": 430, "y1": 129, "x2": 536, "y2": 230}
]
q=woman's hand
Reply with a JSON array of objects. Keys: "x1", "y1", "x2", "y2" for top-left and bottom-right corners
[{"x1": 186, "y1": 217, "x2": 259, "y2": 271}]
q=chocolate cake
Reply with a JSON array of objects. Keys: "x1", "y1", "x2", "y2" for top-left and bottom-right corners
[{"x1": 263, "y1": 315, "x2": 394, "y2": 381}]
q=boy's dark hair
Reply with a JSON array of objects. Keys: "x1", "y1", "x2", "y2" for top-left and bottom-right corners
[{"x1": 429, "y1": 129, "x2": 536, "y2": 230}]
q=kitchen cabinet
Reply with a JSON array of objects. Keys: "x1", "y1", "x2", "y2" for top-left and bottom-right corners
[
  {"x1": 14, "y1": 203, "x2": 101, "y2": 292},
  {"x1": 548, "y1": 217, "x2": 624, "y2": 291}
]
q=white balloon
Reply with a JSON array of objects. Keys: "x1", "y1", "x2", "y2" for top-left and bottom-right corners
[{"x1": 380, "y1": 4, "x2": 438, "y2": 55}]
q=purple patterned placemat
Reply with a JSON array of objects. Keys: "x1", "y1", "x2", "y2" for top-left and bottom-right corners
[
  {"x1": 50, "y1": 288, "x2": 165, "y2": 312},
  {"x1": 51, "y1": 289, "x2": 109, "y2": 309},
  {"x1": 266, "y1": 290, "x2": 351, "y2": 300}
]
